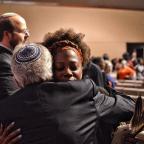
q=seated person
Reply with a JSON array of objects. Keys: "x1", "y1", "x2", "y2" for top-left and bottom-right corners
[
  {"x1": 104, "y1": 61, "x2": 117, "y2": 88},
  {"x1": 117, "y1": 60, "x2": 136, "y2": 80},
  {"x1": 135, "y1": 58, "x2": 144, "y2": 80}
]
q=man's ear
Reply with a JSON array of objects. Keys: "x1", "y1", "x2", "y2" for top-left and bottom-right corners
[{"x1": 4, "y1": 31, "x2": 12, "y2": 39}]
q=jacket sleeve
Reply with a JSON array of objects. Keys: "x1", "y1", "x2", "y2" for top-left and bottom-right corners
[
  {"x1": 0, "y1": 54, "x2": 18, "y2": 100},
  {"x1": 93, "y1": 91, "x2": 135, "y2": 125},
  {"x1": 83, "y1": 62, "x2": 105, "y2": 87}
]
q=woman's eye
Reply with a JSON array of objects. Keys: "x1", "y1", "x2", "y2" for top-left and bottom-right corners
[{"x1": 70, "y1": 65, "x2": 78, "y2": 71}]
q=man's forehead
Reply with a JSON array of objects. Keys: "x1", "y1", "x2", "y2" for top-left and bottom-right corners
[{"x1": 10, "y1": 15, "x2": 26, "y2": 29}]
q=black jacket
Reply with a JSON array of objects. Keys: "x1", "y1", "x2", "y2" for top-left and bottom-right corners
[
  {"x1": 0, "y1": 45, "x2": 18, "y2": 100},
  {"x1": 0, "y1": 79, "x2": 134, "y2": 144},
  {"x1": 83, "y1": 61, "x2": 104, "y2": 87}
]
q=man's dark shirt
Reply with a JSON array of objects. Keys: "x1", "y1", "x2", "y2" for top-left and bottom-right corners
[
  {"x1": 0, "y1": 45, "x2": 18, "y2": 100},
  {"x1": 83, "y1": 61, "x2": 105, "y2": 87}
]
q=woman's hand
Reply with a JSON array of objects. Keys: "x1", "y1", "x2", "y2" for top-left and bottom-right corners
[{"x1": 0, "y1": 122, "x2": 22, "y2": 144}]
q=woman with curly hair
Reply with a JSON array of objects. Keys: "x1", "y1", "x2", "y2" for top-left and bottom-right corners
[
  {"x1": 41, "y1": 28, "x2": 134, "y2": 144},
  {"x1": 42, "y1": 28, "x2": 105, "y2": 86}
]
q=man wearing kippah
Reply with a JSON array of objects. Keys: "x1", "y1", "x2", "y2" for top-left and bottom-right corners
[
  {"x1": 0, "y1": 12, "x2": 29, "y2": 100},
  {"x1": 0, "y1": 43, "x2": 134, "y2": 144}
]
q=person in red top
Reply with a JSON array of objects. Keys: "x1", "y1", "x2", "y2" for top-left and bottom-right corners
[{"x1": 117, "y1": 60, "x2": 136, "y2": 80}]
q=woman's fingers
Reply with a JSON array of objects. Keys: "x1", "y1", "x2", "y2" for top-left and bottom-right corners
[
  {"x1": 5, "y1": 128, "x2": 21, "y2": 140},
  {"x1": 3, "y1": 129, "x2": 22, "y2": 144},
  {"x1": 0, "y1": 122, "x2": 22, "y2": 144},
  {"x1": 2, "y1": 122, "x2": 15, "y2": 137},
  {"x1": 2, "y1": 128, "x2": 22, "y2": 144},
  {"x1": 8, "y1": 135, "x2": 22, "y2": 144}
]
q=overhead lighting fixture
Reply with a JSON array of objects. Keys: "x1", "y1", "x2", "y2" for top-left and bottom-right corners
[{"x1": 1, "y1": 0, "x2": 59, "y2": 6}]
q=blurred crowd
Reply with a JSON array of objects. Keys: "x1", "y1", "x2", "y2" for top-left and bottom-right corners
[{"x1": 91, "y1": 51, "x2": 144, "y2": 88}]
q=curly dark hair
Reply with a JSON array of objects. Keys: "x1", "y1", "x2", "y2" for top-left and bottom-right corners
[{"x1": 42, "y1": 28, "x2": 91, "y2": 67}]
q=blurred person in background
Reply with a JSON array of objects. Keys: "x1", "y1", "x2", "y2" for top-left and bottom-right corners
[
  {"x1": 0, "y1": 12, "x2": 29, "y2": 100},
  {"x1": 135, "y1": 58, "x2": 144, "y2": 80},
  {"x1": 117, "y1": 59, "x2": 136, "y2": 80},
  {"x1": 103, "y1": 53, "x2": 113, "y2": 73},
  {"x1": 104, "y1": 61, "x2": 117, "y2": 88}
]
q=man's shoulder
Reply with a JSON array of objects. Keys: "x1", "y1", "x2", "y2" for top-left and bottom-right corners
[
  {"x1": 0, "y1": 46, "x2": 12, "y2": 64},
  {"x1": 40, "y1": 79, "x2": 97, "y2": 96},
  {"x1": 0, "y1": 45, "x2": 12, "y2": 55},
  {"x1": 68, "y1": 79, "x2": 95, "y2": 87},
  {"x1": 52, "y1": 79, "x2": 96, "y2": 88},
  {"x1": 42, "y1": 79, "x2": 95, "y2": 87},
  {"x1": 67, "y1": 79, "x2": 97, "y2": 96}
]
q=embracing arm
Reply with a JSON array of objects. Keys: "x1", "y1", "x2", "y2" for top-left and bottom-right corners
[{"x1": 93, "y1": 91, "x2": 135, "y2": 125}]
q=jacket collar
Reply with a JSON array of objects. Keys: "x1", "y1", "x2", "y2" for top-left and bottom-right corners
[{"x1": 0, "y1": 44, "x2": 13, "y2": 55}]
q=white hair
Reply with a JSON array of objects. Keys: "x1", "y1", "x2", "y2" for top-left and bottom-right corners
[{"x1": 11, "y1": 43, "x2": 53, "y2": 87}]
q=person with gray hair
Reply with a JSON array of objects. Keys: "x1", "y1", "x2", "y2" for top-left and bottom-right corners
[
  {"x1": 0, "y1": 43, "x2": 53, "y2": 144},
  {"x1": 0, "y1": 43, "x2": 54, "y2": 143},
  {"x1": 0, "y1": 12, "x2": 29, "y2": 99},
  {"x1": 12, "y1": 43, "x2": 53, "y2": 87}
]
